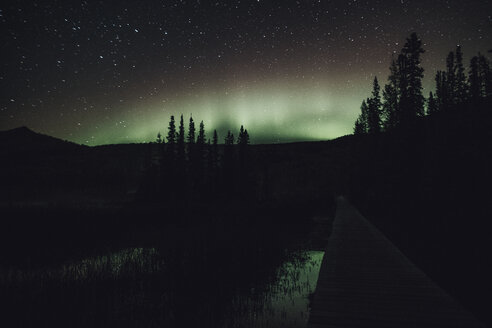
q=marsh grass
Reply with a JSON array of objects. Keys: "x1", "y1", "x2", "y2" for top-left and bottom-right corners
[{"x1": 0, "y1": 201, "x2": 334, "y2": 327}]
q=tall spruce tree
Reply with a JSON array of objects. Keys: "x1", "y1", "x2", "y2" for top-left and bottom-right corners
[
  {"x1": 191, "y1": 120, "x2": 206, "y2": 195},
  {"x1": 237, "y1": 125, "x2": 251, "y2": 199},
  {"x1": 167, "y1": 116, "x2": 177, "y2": 145},
  {"x1": 454, "y1": 45, "x2": 468, "y2": 103},
  {"x1": 469, "y1": 56, "x2": 481, "y2": 102},
  {"x1": 362, "y1": 99, "x2": 369, "y2": 132},
  {"x1": 400, "y1": 33, "x2": 425, "y2": 123},
  {"x1": 356, "y1": 34, "x2": 429, "y2": 132},
  {"x1": 187, "y1": 116, "x2": 196, "y2": 144},
  {"x1": 382, "y1": 59, "x2": 400, "y2": 130},
  {"x1": 427, "y1": 91, "x2": 438, "y2": 115},
  {"x1": 196, "y1": 121, "x2": 206, "y2": 170},
  {"x1": 197, "y1": 121, "x2": 206, "y2": 145},
  {"x1": 446, "y1": 51, "x2": 456, "y2": 106},
  {"x1": 478, "y1": 54, "x2": 491, "y2": 98},
  {"x1": 225, "y1": 131, "x2": 234, "y2": 145},
  {"x1": 435, "y1": 70, "x2": 447, "y2": 111},
  {"x1": 213, "y1": 130, "x2": 218, "y2": 144},
  {"x1": 367, "y1": 77, "x2": 382, "y2": 134},
  {"x1": 164, "y1": 115, "x2": 178, "y2": 197},
  {"x1": 354, "y1": 118, "x2": 364, "y2": 135},
  {"x1": 237, "y1": 125, "x2": 250, "y2": 145},
  {"x1": 354, "y1": 99, "x2": 369, "y2": 134},
  {"x1": 243, "y1": 129, "x2": 250, "y2": 145},
  {"x1": 397, "y1": 53, "x2": 410, "y2": 124},
  {"x1": 177, "y1": 114, "x2": 186, "y2": 163},
  {"x1": 186, "y1": 115, "x2": 196, "y2": 178}
]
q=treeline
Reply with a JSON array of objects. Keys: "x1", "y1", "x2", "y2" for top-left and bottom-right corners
[
  {"x1": 139, "y1": 115, "x2": 252, "y2": 203},
  {"x1": 354, "y1": 32, "x2": 492, "y2": 134},
  {"x1": 346, "y1": 33, "x2": 492, "y2": 324}
]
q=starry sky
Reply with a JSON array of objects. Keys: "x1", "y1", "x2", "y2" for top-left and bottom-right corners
[{"x1": 1, "y1": 1, "x2": 491, "y2": 145}]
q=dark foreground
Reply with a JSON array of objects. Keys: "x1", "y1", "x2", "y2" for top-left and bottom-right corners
[
  {"x1": 1, "y1": 99, "x2": 491, "y2": 326},
  {"x1": 309, "y1": 197, "x2": 485, "y2": 328},
  {"x1": 0, "y1": 201, "x2": 334, "y2": 328}
]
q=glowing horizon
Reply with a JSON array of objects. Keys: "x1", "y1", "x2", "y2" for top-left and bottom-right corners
[
  {"x1": 2, "y1": 1, "x2": 490, "y2": 146},
  {"x1": 55, "y1": 78, "x2": 369, "y2": 145}
]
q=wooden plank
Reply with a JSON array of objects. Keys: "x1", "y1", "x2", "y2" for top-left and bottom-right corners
[{"x1": 307, "y1": 196, "x2": 485, "y2": 328}]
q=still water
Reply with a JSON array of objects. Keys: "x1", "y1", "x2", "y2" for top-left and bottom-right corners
[
  {"x1": 224, "y1": 250, "x2": 324, "y2": 328},
  {"x1": 2, "y1": 247, "x2": 324, "y2": 327}
]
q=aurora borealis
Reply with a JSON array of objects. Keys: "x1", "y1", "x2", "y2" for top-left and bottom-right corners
[{"x1": 1, "y1": 1, "x2": 491, "y2": 144}]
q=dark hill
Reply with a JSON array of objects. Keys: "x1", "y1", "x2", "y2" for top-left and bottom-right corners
[
  {"x1": 0, "y1": 128, "x2": 147, "y2": 204},
  {"x1": 0, "y1": 126, "x2": 83, "y2": 156}
]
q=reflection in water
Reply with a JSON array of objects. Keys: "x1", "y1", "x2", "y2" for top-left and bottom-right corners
[
  {"x1": 226, "y1": 251, "x2": 324, "y2": 328},
  {"x1": 1, "y1": 246, "x2": 324, "y2": 327}
]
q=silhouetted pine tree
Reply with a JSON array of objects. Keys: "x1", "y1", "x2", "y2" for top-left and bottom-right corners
[
  {"x1": 155, "y1": 131, "x2": 165, "y2": 169},
  {"x1": 185, "y1": 116, "x2": 197, "y2": 197},
  {"x1": 455, "y1": 45, "x2": 468, "y2": 103},
  {"x1": 167, "y1": 115, "x2": 177, "y2": 154},
  {"x1": 237, "y1": 126, "x2": 251, "y2": 199},
  {"x1": 173, "y1": 115, "x2": 187, "y2": 201},
  {"x1": 195, "y1": 119, "x2": 205, "y2": 162},
  {"x1": 396, "y1": 53, "x2": 410, "y2": 124},
  {"x1": 382, "y1": 59, "x2": 400, "y2": 130},
  {"x1": 427, "y1": 92, "x2": 438, "y2": 115},
  {"x1": 400, "y1": 33, "x2": 425, "y2": 124},
  {"x1": 196, "y1": 121, "x2": 206, "y2": 178},
  {"x1": 197, "y1": 121, "x2": 206, "y2": 148},
  {"x1": 353, "y1": 118, "x2": 365, "y2": 135},
  {"x1": 468, "y1": 54, "x2": 491, "y2": 102},
  {"x1": 225, "y1": 130, "x2": 234, "y2": 145},
  {"x1": 177, "y1": 114, "x2": 186, "y2": 163},
  {"x1": 187, "y1": 116, "x2": 196, "y2": 144},
  {"x1": 213, "y1": 129, "x2": 218, "y2": 144},
  {"x1": 237, "y1": 125, "x2": 250, "y2": 146},
  {"x1": 478, "y1": 54, "x2": 492, "y2": 97},
  {"x1": 163, "y1": 115, "x2": 177, "y2": 199},
  {"x1": 367, "y1": 77, "x2": 382, "y2": 134},
  {"x1": 354, "y1": 115, "x2": 365, "y2": 135},
  {"x1": 243, "y1": 129, "x2": 250, "y2": 144},
  {"x1": 446, "y1": 51, "x2": 456, "y2": 106},
  {"x1": 435, "y1": 70, "x2": 447, "y2": 111},
  {"x1": 210, "y1": 129, "x2": 219, "y2": 171},
  {"x1": 469, "y1": 56, "x2": 481, "y2": 103},
  {"x1": 353, "y1": 100, "x2": 369, "y2": 134},
  {"x1": 187, "y1": 119, "x2": 206, "y2": 199},
  {"x1": 237, "y1": 126, "x2": 250, "y2": 162}
]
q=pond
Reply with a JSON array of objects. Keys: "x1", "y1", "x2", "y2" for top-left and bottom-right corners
[
  {"x1": 0, "y1": 206, "x2": 332, "y2": 327},
  {"x1": 224, "y1": 250, "x2": 324, "y2": 328},
  {"x1": 1, "y1": 244, "x2": 325, "y2": 327}
]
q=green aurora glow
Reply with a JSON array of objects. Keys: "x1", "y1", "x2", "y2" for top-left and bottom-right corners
[
  {"x1": 2, "y1": 1, "x2": 491, "y2": 145},
  {"x1": 67, "y1": 78, "x2": 374, "y2": 145}
]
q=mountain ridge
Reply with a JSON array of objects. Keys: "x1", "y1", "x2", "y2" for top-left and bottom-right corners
[{"x1": 0, "y1": 126, "x2": 84, "y2": 154}]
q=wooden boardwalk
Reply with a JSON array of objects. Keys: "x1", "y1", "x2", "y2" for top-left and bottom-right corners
[{"x1": 308, "y1": 196, "x2": 485, "y2": 328}]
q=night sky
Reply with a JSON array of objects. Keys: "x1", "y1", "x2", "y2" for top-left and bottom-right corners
[{"x1": 1, "y1": 1, "x2": 491, "y2": 145}]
